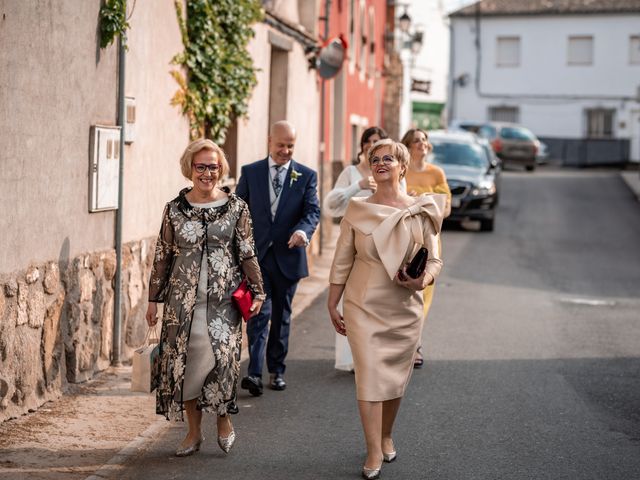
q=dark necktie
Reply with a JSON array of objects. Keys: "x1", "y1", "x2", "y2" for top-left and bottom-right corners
[{"x1": 272, "y1": 165, "x2": 284, "y2": 197}]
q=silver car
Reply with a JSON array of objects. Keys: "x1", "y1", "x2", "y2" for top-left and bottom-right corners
[{"x1": 477, "y1": 122, "x2": 540, "y2": 172}]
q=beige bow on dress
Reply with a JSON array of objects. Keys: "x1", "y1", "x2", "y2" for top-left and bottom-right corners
[{"x1": 371, "y1": 194, "x2": 447, "y2": 280}]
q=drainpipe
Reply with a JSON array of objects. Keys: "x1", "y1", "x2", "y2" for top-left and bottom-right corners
[
  {"x1": 318, "y1": 0, "x2": 331, "y2": 256},
  {"x1": 112, "y1": 30, "x2": 126, "y2": 366},
  {"x1": 447, "y1": 20, "x2": 455, "y2": 124}
]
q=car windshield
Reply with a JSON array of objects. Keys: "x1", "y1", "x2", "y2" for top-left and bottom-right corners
[
  {"x1": 459, "y1": 123, "x2": 481, "y2": 133},
  {"x1": 500, "y1": 127, "x2": 536, "y2": 141},
  {"x1": 430, "y1": 140, "x2": 489, "y2": 169}
]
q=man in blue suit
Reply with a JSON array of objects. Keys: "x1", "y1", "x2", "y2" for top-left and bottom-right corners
[{"x1": 236, "y1": 121, "x2": 320, "y2": 395}]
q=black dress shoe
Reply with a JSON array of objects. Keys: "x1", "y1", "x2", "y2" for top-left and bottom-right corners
[
  {"x1": 226, "y1": 400, "x2": 239, "y2": 415},
  {"x1": 240, "y1": 375, "x2": 263, "y2": 396},
  {"x1": 270, "y1": 373, "x2": 286, "y2": 391}
]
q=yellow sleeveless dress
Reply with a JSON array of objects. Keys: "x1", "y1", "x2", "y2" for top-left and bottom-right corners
[{"x1": 405, "y1": 167, "x2": 451, "y2": 316}]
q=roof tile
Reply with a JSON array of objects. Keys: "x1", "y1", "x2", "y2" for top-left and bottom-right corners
[{"x1": 451, "y1": 0, "x2": 640, "y2": 17}]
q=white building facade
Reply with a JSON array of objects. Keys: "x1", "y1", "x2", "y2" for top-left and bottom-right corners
[
  {"x1": 408, "y1": 0, "x2": 451, "y2": 131},
  {"x1": 448, "y1": 1, "x2": 640, "y2": 164}
]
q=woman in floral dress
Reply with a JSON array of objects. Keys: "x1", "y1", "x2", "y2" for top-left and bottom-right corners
[{"x1": 146, "y1": 139, "x2": 265, "y2": 457}]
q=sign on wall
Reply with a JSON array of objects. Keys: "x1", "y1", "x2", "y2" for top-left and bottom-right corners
[
  {"x1": 411, "y1": 79, "x2": 432, "y2": 94},
  {"x1": 88, "y1": 125, "x2": 121, "y2": 212}
]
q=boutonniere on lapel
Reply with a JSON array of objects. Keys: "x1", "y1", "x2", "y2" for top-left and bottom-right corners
[{"x1": 289, "y1": 169, "x2": 302, "y2": 187}]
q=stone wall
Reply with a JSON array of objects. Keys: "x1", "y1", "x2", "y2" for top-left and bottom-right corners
[{"x1": 0, "y1": 238, "x2": 155, "y2": 423}]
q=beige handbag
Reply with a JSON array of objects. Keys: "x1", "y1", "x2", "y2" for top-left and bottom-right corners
[{"x1": 131, "y1": 327, "x2": 160, "y2": 393}]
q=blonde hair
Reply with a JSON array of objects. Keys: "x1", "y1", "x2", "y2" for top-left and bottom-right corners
[
  {"x1": 368, "y1": 138, "x2": 410, "y2": 178},
  {"x1": 179, "y1": 138, "x2": 229, "y2": 180}
]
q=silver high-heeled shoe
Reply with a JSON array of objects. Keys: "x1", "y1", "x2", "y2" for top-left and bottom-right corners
[
  {"x1": 217, "y1": 430, "x2": 236, "y2": 453},
  {"x1": 175, "y1": 437, "x2": 203, "y2": 457},
  {"x1": 362, "y1": 465, "x2": 381, "y2": 479},
  {"x1": 383, "y1": 450, "x2": 397, "y2": 463}
]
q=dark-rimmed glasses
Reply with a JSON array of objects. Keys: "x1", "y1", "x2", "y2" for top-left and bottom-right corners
[
  {"x1": 370, "y1": 155, "x2": 396, "y2": 166},
  {"x1": 193, "y1": 163, "x2": 221, "y2": 174}
]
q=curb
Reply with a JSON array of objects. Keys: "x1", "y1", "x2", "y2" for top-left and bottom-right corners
[
  {"x1": 620, "y1": 171, "x2": 640, "y2": 202},
  {"x1": 82, "y1": 226, "x2": 338, "y2": 479},
  {"x1": 84, "y1": 418, "x2": 168, "y2": 480}
]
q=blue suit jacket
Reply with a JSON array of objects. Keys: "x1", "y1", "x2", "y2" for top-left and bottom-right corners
[{"x1": 236, "y1": 158, "x2": 321, "y2": 281}]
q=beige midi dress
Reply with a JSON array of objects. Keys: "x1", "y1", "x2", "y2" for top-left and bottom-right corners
[{"x1": 329, "y1": 194, "x2": 446, "y2": 401}]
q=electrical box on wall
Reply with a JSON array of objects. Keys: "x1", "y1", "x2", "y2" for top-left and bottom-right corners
[
  {"x1": 89, "y1": 125, "x2": 121, "y2": 212},
  {"x1": 125, "y1": 96, "x2": 136, "y2": 144}
]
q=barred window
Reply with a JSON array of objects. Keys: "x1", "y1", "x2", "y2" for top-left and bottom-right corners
[
  {"x1": 586, "y1": 109, "x2": 614, "y2": 138},
  {"x1": 489, "y1": 106, "x2": 519, "y2": 123}
]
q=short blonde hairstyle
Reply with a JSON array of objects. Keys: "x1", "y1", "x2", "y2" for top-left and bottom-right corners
[
  {"x1": 179, "y1": 138, "x2": 229, "y2": 180},
  {"x1": 368, "y1": 138, "x2": 410, "y2": 178}
]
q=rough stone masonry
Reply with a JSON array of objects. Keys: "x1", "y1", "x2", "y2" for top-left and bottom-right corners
[{"x1": 0, "y1": 238, "x2": 155, "y2": 423}]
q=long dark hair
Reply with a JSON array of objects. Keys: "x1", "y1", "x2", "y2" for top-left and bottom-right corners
[{"x1": 353, "y1": 126, "x2": 389, "y2": 165}]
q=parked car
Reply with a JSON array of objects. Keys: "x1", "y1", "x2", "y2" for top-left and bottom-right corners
[
  {"x1": 477, "y1": 137, "x2": 502, "y2": 205},
  {"x1": 448, "y1": 119, "x2": 484, "y2": 134},
  {"x1": 428, "y1": 131, "x2": 500, "y2": 232},
  {"x1": 536, "y1": 140, "x2": 550, "y2": 165},
  {"x1": 476, "y1": 122, "x2": 540, "y2": 172}
]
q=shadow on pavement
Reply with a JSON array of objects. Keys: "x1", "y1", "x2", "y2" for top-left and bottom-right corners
[{"x1": 114, "y1": 353, "x2": 640, "y2": 480}]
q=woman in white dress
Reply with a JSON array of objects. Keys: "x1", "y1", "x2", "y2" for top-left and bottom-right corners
[{"x1": 323, "y1": 127, "x2": 406, "y2": 371}]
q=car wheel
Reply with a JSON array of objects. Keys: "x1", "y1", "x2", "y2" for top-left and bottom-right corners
[
  {"x1": 525, "y1": 164, "x2": 536, "y2": 172},
  {"x1": 480, "y1": 218, "x2": 494, "y2": 232}
]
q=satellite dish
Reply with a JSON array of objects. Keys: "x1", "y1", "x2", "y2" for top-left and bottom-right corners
[{"x1": 317, "y1": 36, "x2": 347, "y2": 79}]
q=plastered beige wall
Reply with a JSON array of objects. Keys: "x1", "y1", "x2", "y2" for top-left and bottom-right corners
[
  {"x1": 0, "y1": 1, "x2": 119, "y2": 274},
  {"x1": 121, "y1": 0, "x2": 190, "y2": 242},
  {"x1": 237, "y1": 23, "x2": 320, "y2": 172},
  {"x1": 0, "y1": 1, "x2": 188, "y2": 274}
]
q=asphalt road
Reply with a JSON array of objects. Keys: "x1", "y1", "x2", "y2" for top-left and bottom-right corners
[{"x1": 118, "y1": 168, "x2": 640, "y2": 480}]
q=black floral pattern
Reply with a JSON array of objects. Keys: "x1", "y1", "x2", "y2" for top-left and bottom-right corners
[{"x1": 149, "y1": 188, "x2": 265, "y2": 420}]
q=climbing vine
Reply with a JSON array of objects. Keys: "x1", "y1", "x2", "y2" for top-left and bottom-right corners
[
  {"x1": 171, "y1": 0, "x2": 263, "y2": 142},
  {"x1": 99, "y1": 0, "x2": 130, "y2": 49}
]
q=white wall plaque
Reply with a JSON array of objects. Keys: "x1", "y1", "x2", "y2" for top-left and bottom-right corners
[{"x1": 89, "y1": 125, "x2": 121, "y2": 212}]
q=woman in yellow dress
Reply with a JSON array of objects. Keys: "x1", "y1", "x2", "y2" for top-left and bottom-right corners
[{"x1": 400, "y1": 128, "x2": 451, "y2": 368}]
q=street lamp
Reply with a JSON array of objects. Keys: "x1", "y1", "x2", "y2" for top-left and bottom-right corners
[
  {"x1": 393, "y1": 5, "x2": 424, "y2": 136},
  {"x1": 410, "y1": 29, "x2": 423, "y2": 55}
]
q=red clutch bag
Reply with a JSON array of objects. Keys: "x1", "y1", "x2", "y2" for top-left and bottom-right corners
[{"x1": 232, "y1": 279, "x2": 253, "y2": 322}]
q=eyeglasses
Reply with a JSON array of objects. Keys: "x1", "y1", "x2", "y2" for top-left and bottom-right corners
[
  {"x1": 370, "y1": 155, "x2": 397, "y2": 166},
  {"x1": 193, "y1": 163, "x2": 221, "y2": 173}
]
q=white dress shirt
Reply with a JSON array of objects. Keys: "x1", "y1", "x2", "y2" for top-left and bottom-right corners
[{"x1": 267, "y1": 156, "x2": 308, "y2": 245}]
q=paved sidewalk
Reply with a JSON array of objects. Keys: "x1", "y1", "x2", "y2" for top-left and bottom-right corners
[
  {"x1": 620, "y1": 167, "x2": 640, "y2": 202},
  {"x1": 0, "y1": 228, "x2": 337, "y2": 480}
]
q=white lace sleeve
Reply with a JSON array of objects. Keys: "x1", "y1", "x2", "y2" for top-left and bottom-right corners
[{"x1": 322, "y1": 166, "x2": 362, "y2": 218}]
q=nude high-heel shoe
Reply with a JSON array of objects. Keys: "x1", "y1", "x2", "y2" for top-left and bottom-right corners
[
  {"x1": 382, "y1": 450, "x2": 397, "y2": 463},
  {"x1": 175, "y1": 436, "x2": 204, "y2": 457},
  {"x1": 361, "y1": 465, "x2": 381, "y2": 479},
  {"x1": 217, "y1": 430, "x2": 236, "y2": 453}
]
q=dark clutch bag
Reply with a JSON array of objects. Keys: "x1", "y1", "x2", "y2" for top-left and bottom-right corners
[
  {"x1": 405, "y1": 247, "x2": 429, "y2": 279},
  {"x1": 232, "y1": 279, "x2": 253, "y2": 322}
]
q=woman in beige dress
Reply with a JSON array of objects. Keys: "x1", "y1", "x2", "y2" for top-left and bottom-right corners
[
  {"x1": 327, "y1": 139, "x2": 446, "y2": 479},
  {"x1": 146, "y1": 139, "x2": 265, "y2": 457}
]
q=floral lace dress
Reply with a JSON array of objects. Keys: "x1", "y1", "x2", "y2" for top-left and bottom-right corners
[{"x1": 148, "y1": 188, "x2": 265, "y2": 420}]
